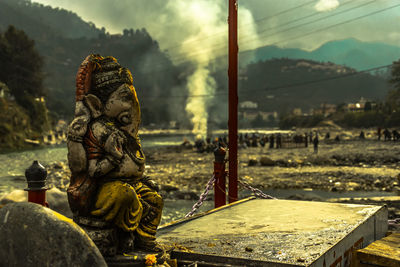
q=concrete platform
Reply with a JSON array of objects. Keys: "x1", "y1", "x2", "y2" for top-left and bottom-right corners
[{"x1": 157, "y1": 197, "x2": 388, "y2": 266}]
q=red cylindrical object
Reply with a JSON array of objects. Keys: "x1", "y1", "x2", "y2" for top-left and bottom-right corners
[
  {"x1": 228, "y1": 0, "x2": 238, "y2": 203},
  {"x1": 27, "y1": 190, "x2": 48, "y2": 207},
  {"x1": 214, "y1": 161, "x2": 226, "y2": 208}
]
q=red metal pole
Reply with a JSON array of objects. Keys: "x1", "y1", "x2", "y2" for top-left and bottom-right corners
[
  {"x1": 228, "y1": 0, "x2": 238, "y2": 203},
  {"x1": 214, "y1": 147, "x2": 226, "y2": 208},
  {"x1": 27, "y1": 190, "x2": 48, "y2": 207}
]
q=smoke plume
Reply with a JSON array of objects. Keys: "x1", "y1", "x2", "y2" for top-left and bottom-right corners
[
  {"x1": 169, "y1": 0, "x2": 225, "y2": 136},
  {"x1": 31, "y1": 0, "x2": 260, "y2": 134}
]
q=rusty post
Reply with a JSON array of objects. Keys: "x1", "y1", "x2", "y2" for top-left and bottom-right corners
[
  {"x1": 25, "y1": 160, "x2": 49, "y2": 207},
  {"x1": 228, "y1": 0, "x2": 238, "y2": 203},
  {"x1": 214, "y1": 147, "x2": 226, "y2": 208}
]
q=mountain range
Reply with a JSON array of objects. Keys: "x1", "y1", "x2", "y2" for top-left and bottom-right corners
[{"x1": 240, "y1": 38, "x2": 400, "y2": 70}]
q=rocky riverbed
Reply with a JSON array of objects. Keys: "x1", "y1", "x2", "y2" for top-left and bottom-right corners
[{"x1": 42, "y1": 138, "x2": 400, "y2": 198}]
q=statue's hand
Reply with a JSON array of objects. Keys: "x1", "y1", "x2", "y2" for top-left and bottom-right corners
[
  {"x1": 142, "y1": 175, "x2": 160, "y2": 192},
  {"x1": 104, "y1": 132, "x2": 125, "y2": 160}
]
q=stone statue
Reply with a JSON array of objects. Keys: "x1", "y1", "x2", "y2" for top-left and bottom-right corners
[{"x1": 66, "y1": 55, "x2": 163, "y2": 256}]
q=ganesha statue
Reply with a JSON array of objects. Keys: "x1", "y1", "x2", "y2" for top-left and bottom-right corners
[{"x1": 66, "y1": 55, "x2": 163, "y2": 256}]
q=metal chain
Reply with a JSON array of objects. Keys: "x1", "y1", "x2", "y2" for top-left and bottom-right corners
[
  {"x1": 185, "y1": 175, "x2": 216, "y2": 218},
  {"x1": 238, "y1": 179, "x2": 277, "y2": 199}
]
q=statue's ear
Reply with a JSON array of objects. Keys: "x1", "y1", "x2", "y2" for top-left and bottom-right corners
[{"x1": 84, "y1": 94, "x2": 103, "y2": 118}]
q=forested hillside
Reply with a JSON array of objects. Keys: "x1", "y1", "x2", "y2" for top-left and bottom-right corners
[
  {"x1": 238, "y1": 58, "x2": 390, "y2": 114},
  {"x1": 0, "y1": 0, "x2": 187, "y2": 126}
]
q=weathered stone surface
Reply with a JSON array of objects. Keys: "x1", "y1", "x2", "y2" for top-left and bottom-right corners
[{"x1": 0, "y1": 202, "x2": 106, "y2": 266}]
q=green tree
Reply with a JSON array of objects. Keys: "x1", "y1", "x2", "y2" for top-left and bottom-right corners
[
  {"x1": 0, "y1": 25, "x2": 49, "y2": 132},
  {"x1": 390, "y1": 59, "x2": 400, "y2": 90},
  {"x1": 0, "y1": 25, "x2": 45, "y2": 106},
  {"x1": 386, "y1": 59, "x2": 400, "y2": 113}
]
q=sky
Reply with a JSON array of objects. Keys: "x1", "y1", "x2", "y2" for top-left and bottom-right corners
[{"x1": 31, "y1": 0, "x2": 400, "y2": 54}]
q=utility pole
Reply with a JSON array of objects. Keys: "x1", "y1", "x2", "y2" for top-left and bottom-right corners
[{"x1": 228, "y1": 0, "x2": 238, "y2": 203}]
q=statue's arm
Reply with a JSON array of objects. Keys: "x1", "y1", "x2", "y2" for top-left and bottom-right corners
[{"x1": 86, "y1": 122, "x2": 124, "y2": 178}]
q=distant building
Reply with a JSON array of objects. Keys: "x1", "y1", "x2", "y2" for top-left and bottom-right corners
[
  {"x1": 292, "y1": 108, "x2": 302, "y2": 116},
  {"x1": 242, "y1": 111, "x2": 259, "y2": 120},
  {"x1": 239, "y1": 100, "x2": 277, "y2": 122},
  {"x1": 312, "y1": 103, "x2": 337, "y2": 116},
  {"x1": 346, "y1": 97, "x2": 374, "y2": 112},
  {"x1": 239, "y1": 101, "x2": 258, "y2": 109},
  {"x1": 259, "y1": 111, "x2": 278, "y2": 121}
]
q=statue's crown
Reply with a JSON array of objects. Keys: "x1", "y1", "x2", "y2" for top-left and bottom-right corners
[{"x1": 75, "y1": 54, "x2": 133, "y2": 101}]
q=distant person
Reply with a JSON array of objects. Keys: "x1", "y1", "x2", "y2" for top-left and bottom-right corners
[
  {"x1": 269, "y1": 134, "x2": 275, "y2": 149},
  {"x1": 194, "y1": 136, "x2": 206, "y2": 153},
  {"x1": 393, "y1": 130, "x2": 400, "y2": 141},
  {"x1": 251, "y1": 133, "x2": 258, "y2": 147},
  {"x1": 335, "y1": 135, "x2": 340, "y2": 142},
  {"x1": 245, "y1": 133, "x2": 251, "y2": 147},
  {"x1": 276, "y1": 133, "x2": 282, "y2": 148},
  {"x1": 259, "y1": 135, "x2": 266, "y2": 147},
  {"x1": 305, "y1": 133, "x2": 308, "y2": 148},
  {"x1": 325, "y1": 132, "x2": 330, "y2": 140},
  {"x1": 239, "y1": 134, "x2": 244, "y2": 143},
  {"x1": 313, "y1": 135, "x2": 319, "y2": 153},
  {"x1": 309, "y1": 131, "x2": 313, "y2": 143},
  {"x1": 377, "y1": 127, "x2": 382, "y2": 141},
  {"x1": 359, "y1": 131, "x2": 365, "y2": 139},
  {"x1": 384, "y1": 128, "x2": 391, "y2": 141}
]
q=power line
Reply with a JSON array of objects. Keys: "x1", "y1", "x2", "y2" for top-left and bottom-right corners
[
  {"x1": 240, "y1": 0, "x2": 377, "y2": 50},
  {"x1": 162, "y1": 0, "x2": 317, "y2": 56},
  {"x1": 139, "y1": 1, "x2": 399, "y2": 76},
  {"x1": 265, "y1": 2, "x2": 400, "y2": 48},
  {"x1": 139, "y1": 64, "x2": 392, "y2": 99}
]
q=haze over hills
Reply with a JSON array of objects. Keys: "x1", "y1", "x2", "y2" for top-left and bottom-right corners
[{"x1": 240, "y1": 38, "x2": 400, "y2": 70}]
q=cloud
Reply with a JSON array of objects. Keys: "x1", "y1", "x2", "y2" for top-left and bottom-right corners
[{"x1": 315, "y1": 0, "x2": 340, "y2": 12}]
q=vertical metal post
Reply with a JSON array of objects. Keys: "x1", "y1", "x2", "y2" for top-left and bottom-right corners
[
  {"x1": 214, "y1": 147, "x2": 226, "y2": 208},
  {"x1": 228, "y1": 0, "x2": 238, "y2": 203}
]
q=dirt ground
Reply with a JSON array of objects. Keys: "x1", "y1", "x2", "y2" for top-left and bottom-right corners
[
  {"x1": 141, "y1": 136, "x2": 400, "y2": 231},
  {"x1": 144, "y1": 138, "x2": 400, "y2": 197}
]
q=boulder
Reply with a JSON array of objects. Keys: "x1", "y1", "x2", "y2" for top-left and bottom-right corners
[
  {"x1": 248, "y1": 158, "x2": 258, "y2": 166},
  {"x1": 0, "y1": 190, "x2": 26, "y2": 204},
  {"x1": 259, "y1": 156, "x2": 274, "y2": 166},
  {"x1": 46, "y1": 187, "x2": 73, "y2": 218},
  {"x1": 0, "y1": 202, "x2": 106, "y2": 266}
]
